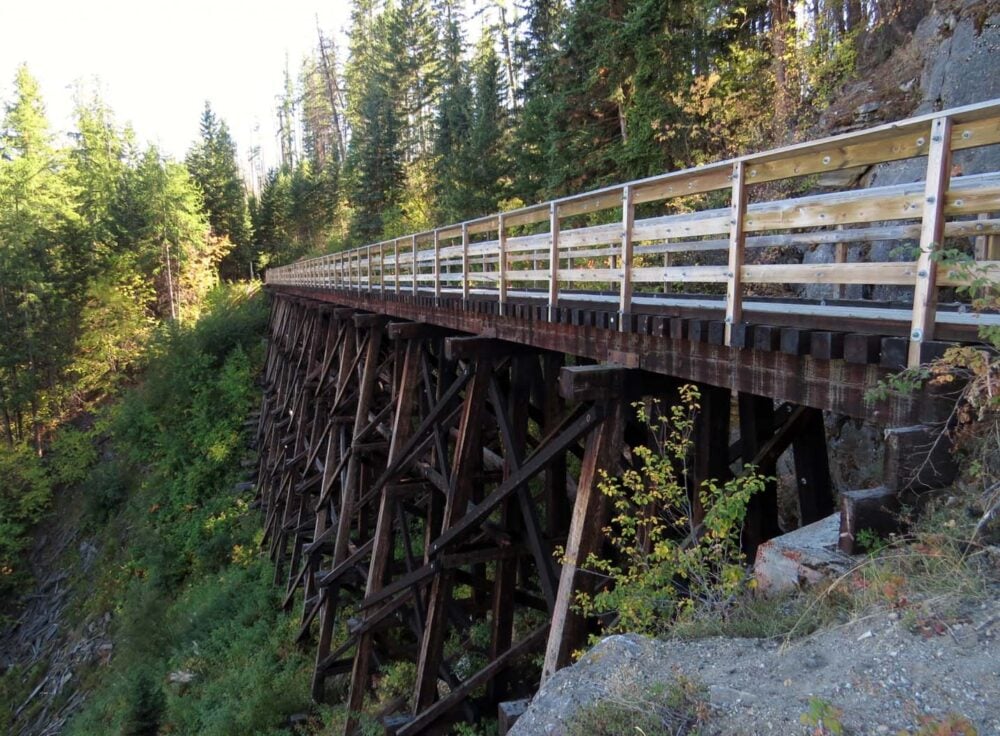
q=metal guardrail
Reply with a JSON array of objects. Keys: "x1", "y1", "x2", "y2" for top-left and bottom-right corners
[{"x1": 267, "y1": 99, "x2": 1000, "y2": 367}]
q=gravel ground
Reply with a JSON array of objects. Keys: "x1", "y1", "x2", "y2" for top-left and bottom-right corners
[{"x1": 511, "y1": 594, "x2": 1000, "y2": 736}]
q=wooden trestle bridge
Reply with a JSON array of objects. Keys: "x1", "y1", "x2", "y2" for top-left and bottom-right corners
[{"x1": 256, "y1": 100, "x2": 1000, "y2": 734}]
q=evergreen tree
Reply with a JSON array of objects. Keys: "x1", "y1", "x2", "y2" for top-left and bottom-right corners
[
  {"x1": 0, "y1": 65, "x2": 79, "y2": 447},
  {"x1": 186, "y1": 102, "x2": 252, "y2": 280}
]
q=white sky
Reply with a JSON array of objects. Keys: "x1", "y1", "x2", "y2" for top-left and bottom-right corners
[{"x1": 0, "y1": 0, "x2": 353, "y2": 170}]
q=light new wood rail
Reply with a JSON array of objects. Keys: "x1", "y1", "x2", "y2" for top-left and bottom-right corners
[{"x1": 268, "y1": 99, "x2": 1000, "y2": 367}]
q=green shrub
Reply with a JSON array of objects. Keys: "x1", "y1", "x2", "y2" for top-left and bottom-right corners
[
  {"x1": 0, "y1": 443, "x2": 51, "y2": 595},
  {"x1": 65, "y1": 288, "x2": 314, "y2": 736},
  {"x1": 121, "y1": 670, "x2": 166, "y2": 736},
  {"x1": 572, "y1": 386, "x2": 767, "y2": 637}
]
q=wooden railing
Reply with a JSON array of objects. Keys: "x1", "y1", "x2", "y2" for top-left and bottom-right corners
[{"x1": 267, "y1": 99, "x2": 1000, "y2": 366}]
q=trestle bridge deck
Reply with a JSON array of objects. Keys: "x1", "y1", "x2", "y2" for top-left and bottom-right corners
[{"x1": 257, "y1": 100, "x2": 999, "y2": 734}]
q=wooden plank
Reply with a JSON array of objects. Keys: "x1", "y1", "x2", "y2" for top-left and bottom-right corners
[
  {"x1": 461, "y1": 223, "x2": 470, "y2": 302},
  {"x1": 742, "y1": 262, "x2": 919, "y2": 285},
  {"x1": 558, "y1": 364, "x2": 629, "y2": 402},
  {"x1": 394, "y1": 239, "x2": 401, "y2": 294},
  {"x1": 498, "y1": 214, "x2": 508, "y2": 314},
  {"x1": 542, "y1": 392, "x2": 625, "y2": 681},
  {"x1": 791, "y1": 408, "x2": 834, "y2": 525},
  {"x1": 908, "y1": 116, "x2": 953, "y2": 366},
  {"x1": 780, "y1": 328, "x2": 811, "y2": 356},
  {"x1": 691, "y1": 385, "x2": 731, "y2": 529},
  {"x1": 433, "y1": 230, "x2": 441, "y2": 302},
  {"x1": 548, "y1": 202, "x2": 560, "y2": 321},
  {"x1": 753, "y1": 325, "x2": 781, "y2": 352},
  {"x1": 738, "y1": 393, "x2": 780, "y2": 556},
  {"x1": 413, "y1": 363, "x2": 491, "y2": 711},
  {"x1": 724, "y1": 161, "x2": 747, "y2": 346},
  {"x1": 883, "y1": 425, "x2": 957, "y2": 492},
  {"x1": 342, "y1": 338, "x2": 423, "y2": 732},
  {"x1": 838, "y1": 486, "x2": 901, "y2": 554},
  {"x1": 880, "y1": 336, "x2": 908, "y2": 370},
  {"x1": 811, "y1": 331, "x2": 845, "y2": 360},
  {"x1": 844, "y1": 334, "x2": 881, "y2": 364},
  {"x1": 618, "y1": 185, "x2": 635, "y2": 329},
  {"x1": 412, "y1": 235, "x2": 419, "y2": 296}
]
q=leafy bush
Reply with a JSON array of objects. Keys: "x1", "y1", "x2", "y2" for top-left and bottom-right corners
[
  {"x1": 572, "y1": 386, "x2": 767, "y2": 636},
  {"x1": 0, "y1": 443, "x2": 51, "y2": 595}
]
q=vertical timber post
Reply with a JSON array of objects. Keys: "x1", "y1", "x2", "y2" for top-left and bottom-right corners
[
  {"x1": 725, "y1": 161, "x2": 747, "y2": 346},
  {"x1": 618, "y1": 185, "x2": 635, "y2": 332},
  {"x1": 908, "y1": 116, "x2": 952, "y2": 367},
  {"x1": 461, "y1": 222, "x2": 470, "y2": 303},
  {"x1": 394, "y1": 238, "x2": 401, "y2": 295},
  {"x1": 413, "y1": 358, "x2": 491, "y2": 711},
  {"x1": 498, "y1": 213, "x2": 508, "y2": 316},
  {"x1": 548, "y1": 202, "x2": 560, "y2": 322},
  {"x1": 412, "y1": 234, "x2": 418, "y2": 297},
  {"x1": 433, "y1": 229, "x2": 441, "y2": 304},
  {"x1": 542, "y1": 366, "x2": 625, "y2": 682}
]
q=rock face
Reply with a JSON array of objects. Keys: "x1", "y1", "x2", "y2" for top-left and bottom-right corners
[
  {"x1": 803, "y1": 0, "x2": 1000, "y2": 302},
  {"x1": 752, "y1": 513, "x2": 852, "y2": 594},
  {"x1": 510, "y1": 600, "x2": 1000, "y2": 736}
]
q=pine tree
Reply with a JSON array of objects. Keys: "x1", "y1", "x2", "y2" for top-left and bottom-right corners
[
  {"x1": 0, "y1": 65, "x2": 79, "y2": 447},
  {"x1": 186, "y1": 102, "x2": 252, "y2": 279}
]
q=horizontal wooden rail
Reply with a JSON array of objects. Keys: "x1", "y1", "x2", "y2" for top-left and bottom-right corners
[{"x1": 268, "y1": 99, "x2": 1000, "y2": 367}]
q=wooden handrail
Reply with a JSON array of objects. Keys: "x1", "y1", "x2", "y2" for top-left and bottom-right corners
[{"x1": 267, "y1": 99, "x2": 1000, "y2": 367}]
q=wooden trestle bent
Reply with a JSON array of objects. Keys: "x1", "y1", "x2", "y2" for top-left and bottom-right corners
[{"x1": 254, "y1": 290, "x2": 895, "y2": 734}]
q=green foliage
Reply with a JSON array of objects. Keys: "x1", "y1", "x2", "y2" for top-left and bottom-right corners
[
  {"x1": 121, "y1": 670, "x2": 166, "y2": 736},
  {"x1": 0, "y1": 443, "x2": 51, "y2": 594},
  {"x1": 800, "y1": 696, "x2": 844, "y2": 736},
  {"x1": 571, "y1": 386, "x2": 767, "y2": 636},
  {"x1": 63, "y1": 288, "x2": 315, "y2": 736},
  {"x1": 186, "y1": 102, "x2": 253, "y2": 280}
]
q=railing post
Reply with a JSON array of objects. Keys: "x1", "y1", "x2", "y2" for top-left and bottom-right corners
[
  {"x1": 379, "y1": 243, "x2": 385, "y2": 296},
  {"x1": 433, "y1": 229, "x2": 441, "y2": 304},
  {"x1": 548, "y1": 202, "x2": 560, "y2": 322},
  {"x1": 394, "y1": 239, "x2": 400, "y2": 295},
  {"x1": 366, "y1": 246, "x2": 372, "y2": 291},
  {"x1": 412, "y1": 235, "x2": 418, "y2": 297},
  {"x1": 618, "y1": 185, "x2": 635, "y2": 332},
  {"x1": 461, "y1": 222, "x2": 470, "y2": 302},
  {"x1": 724, "y1": 160, "x2": 747, "y2": 346},
  {"x1": 498, "y1": 214, "x2": 507, "y2": 315},
  {"x1": 908, "y1": 115, "x2": 953, "y2": 367},
  {"x1": 975, "y1": 212, "x2": 1000, "y2": 260}
]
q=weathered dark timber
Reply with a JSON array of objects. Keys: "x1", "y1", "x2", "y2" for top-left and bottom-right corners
[
  {"x1": 254, "y1": 285, "x2": 966, "y2": 735},
  {"x1": 270, "y1": 286, "x2": 951, "y2": 426}
]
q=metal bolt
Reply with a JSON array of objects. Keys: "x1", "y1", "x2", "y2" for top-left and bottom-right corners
[
  {"x1": 911, "y1": 329, "x2": 922, "y2": 339},
  {"x1": 584, "y1": 413, "x2": 592, "y2": 423},
  {"x1": 962, "y1": 130, "x2": 972, "y2": 140},
  {"x1": 918, "y1": 269, "x2": 928, "y2": 278},
  {"x1": 954, "y1": 198, "x2": 964, "y2": 207},
  {"x1": 916, "y1": 137, "x2": 926, "y2": 146},
  {"x1": 822, "y1": 155, "x2": 831, "y2": 165},
  {"x1": 927, "y1": 197, "x2": 936, "y2": 204},
  {"x1": 725, "y1": 316, "x2": 733, "y2": 324},
  {"x1": 932, "y1": 135, "x2": 942, "y2": 143},
  {"x1": 749, "y1": 169, "x2": 758, "y2": 177}
]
